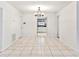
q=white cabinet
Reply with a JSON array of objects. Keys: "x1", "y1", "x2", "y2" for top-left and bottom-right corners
[{"x1": 37, "y1": 16, "x2": 47, "y2": 33}]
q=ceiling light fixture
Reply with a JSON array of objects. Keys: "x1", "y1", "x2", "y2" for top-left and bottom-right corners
[{"x1": 34, "y1": 7, "x2": 45, "y2": 17}]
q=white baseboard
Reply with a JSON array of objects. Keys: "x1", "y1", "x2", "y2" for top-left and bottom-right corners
[
  {"x1": 0, "y1": 36, "x2": 20, "y2": 52},
  {"x1": 59, "y1": 39, "x2": 79, "y2": 53}
]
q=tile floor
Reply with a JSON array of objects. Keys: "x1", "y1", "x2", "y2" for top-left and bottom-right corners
[{"x1": 0, "y1": 36, "x2": 79, "y2": 57}]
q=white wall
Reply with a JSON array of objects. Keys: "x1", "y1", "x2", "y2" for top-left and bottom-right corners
[
  {"x1": 0, "y1": 2, "x2": 21, "y2": 50},
  {"x1": 77, "y1": 1, "x2": 79, "y2": 51},
  {"x1": 0, "y1": 8, "x2": 2, "y2": 50},
  {"x1": 22, "y1": 12, "x2": 57, "y2": 39},
  {"x1": 47, "y1": 13, "x2": 57, "y2": 38},
  {"x1": 57, "y1": 2, "x2": 77, "y2": 50}
]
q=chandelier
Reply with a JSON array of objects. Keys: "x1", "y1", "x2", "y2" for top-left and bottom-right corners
[{"x1": 35, "y1": 7, "x2": 45, "y2": 17}]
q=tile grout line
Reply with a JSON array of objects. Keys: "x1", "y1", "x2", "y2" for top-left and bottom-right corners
[{"x1": 46, "y1": 39, "x2": 53, "y2": 57}]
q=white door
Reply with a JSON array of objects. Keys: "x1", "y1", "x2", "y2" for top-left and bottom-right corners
[{"x1": 22, "y1": 14, "x2": 37, "y2": 38}]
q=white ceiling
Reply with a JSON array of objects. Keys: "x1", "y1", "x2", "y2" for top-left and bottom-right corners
[{"x1": 8, "y1": 1, "x2": 72, "y2": 13}]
